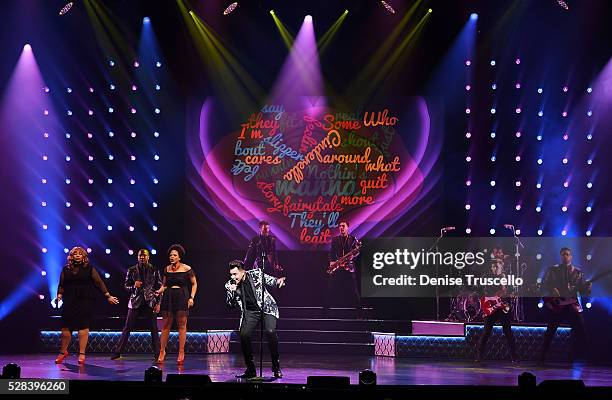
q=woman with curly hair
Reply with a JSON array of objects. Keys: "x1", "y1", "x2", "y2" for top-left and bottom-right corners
[
  {"x1": 155, "y1": 244, "x2": 197, "y2": 365},
  {"x1": 54, "y1": 246, "x2": 119, "y2": 364}
]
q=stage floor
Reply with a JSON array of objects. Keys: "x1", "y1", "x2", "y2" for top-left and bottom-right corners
[{"x1": 3, "y1": 353, "x2": 612, "y2": 386}]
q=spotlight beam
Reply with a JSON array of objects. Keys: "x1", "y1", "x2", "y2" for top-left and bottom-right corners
[
  {"x1": 317, "y1": 10, "x2": 348, "y2": 54},
  {"x1": 270, "y1": 11, "x2": 294, "y2": 49}
]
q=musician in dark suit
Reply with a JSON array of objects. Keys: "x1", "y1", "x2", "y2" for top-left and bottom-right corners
[
  {"x1": 325, "y1": 219, "x2": 361, "y2": 316},
  {"x1": 538, "y1": 247, "x2": 591, "y2": 363},
  {"x1": 475, "y1": 260, "x2": 517, "y2": 362},
  {"x1": 244, "y1": 220, "x2": 282, "y2": 271},
  {"x1": 111, "y1": 249, "x2": 163, "y2": 360}
]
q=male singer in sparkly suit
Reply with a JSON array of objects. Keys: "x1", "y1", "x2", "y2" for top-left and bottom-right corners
[{"x1": 111, "y1": 249, "x2": 162, "y2": 360}]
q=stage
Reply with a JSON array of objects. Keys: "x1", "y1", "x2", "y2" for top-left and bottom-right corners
[{"x1": 3, "y1": 353, "x2": 612, "y2": 386}]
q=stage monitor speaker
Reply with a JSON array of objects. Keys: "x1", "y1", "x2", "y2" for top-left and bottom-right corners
[
  {"x1": 166, "y1": 374, "x2": 212, "y2": 386},
  {"x1": 359, "y1": 369, "x2": 376, "y2": 386},
  {"x1": 144, "y1": 366, "x2": 162, "y2": 383},
  {"x1": 306, "y1": 376, "x2": 350, "y2": 388},
  {"x1": 2, "y1": 363, "x2": 20, "y2": 379},
  {"x1": 538, "y1": 379, "x2": 585, "y2": 392}
]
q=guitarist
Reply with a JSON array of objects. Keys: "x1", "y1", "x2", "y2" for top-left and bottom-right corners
[
  {"x1": 475, "y1": 256, "x2": 517, "y2": 362},
  {"x1": 538, "y1": 247, "x2": 591, "y2": 363},
  {"x1": 324, "y1": 220, "x2": 361, "y2": 317},
  {"x1": 244, "y1": 220, "x2": 283, "y2": 272}
]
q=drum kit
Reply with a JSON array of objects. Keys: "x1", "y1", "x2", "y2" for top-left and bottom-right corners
[{"x1": 445, "y1": 254, "x2": 520, "y2": 322}]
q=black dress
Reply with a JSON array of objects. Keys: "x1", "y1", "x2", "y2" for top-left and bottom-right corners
[
  {"x1": 160, "y1": 268, "x2": 194, "y2": 318},
  {"x1": 57, "y1": 263, "x2": 109, "y2": 330}
]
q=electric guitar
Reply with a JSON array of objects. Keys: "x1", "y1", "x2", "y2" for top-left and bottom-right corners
[
  {"x1": 542, "y1": 268, "x2": 612, "y2": 312},
  {"x1": 480, "y1": 296, "x2": 512, "y2": 317}
]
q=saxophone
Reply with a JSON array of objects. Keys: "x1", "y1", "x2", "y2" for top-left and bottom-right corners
[{"x1": 326, "y1": 240, "x2": 362, "y2": 275}]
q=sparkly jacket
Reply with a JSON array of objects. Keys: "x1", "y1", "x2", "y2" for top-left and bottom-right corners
[{"x1": 225, "y1": 269, "x2": 281, "y2": 327}]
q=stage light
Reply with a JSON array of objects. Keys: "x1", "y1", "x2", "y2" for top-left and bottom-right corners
[
  {"x1": 269, "y1": 10, "x2": 275, "y2": 15},
  {"x1": 465, "y1": 156, "x2": 471, "y2": 162},
  {"x1": 470, "y1": 13, "x2": 478, "y2": 20},
  {"x1": 87, "y1": 225, "x2": 93, "y2": 230},
  {"x1": 104, "y1": 273, "x2": 110, "y2": 279},
  {"x1": 105, "y1": 249, "x2": 111, "y2": 254},
  {"x1": 428, "y1": 8, "x2": 433, "y2": 13},
  {"x1": 561, "y1": 230, "x2": 567, "y2": 236},
  {"x1": 108, "y1": 131, "x2": 114, "y2": 137},
  {"x1": 563, "y1": 86, "x2": 568, "y2": 92},
  {"x1": 87, "y1": 133, "x2": 93, "y2": 139},
  {"x1": 465, "y1": 108, "x2": 471, "y2": 114},
  {"x1": 586, "y1": 230, "x2": 592, "y2": 236},
  {"x1": 65, "y1": 225, "x2": 70, "y2": 230},
  {"x1": 129, "y1": 226, "x2": 135, "y2": 232},
  {"x1": 465, "y1": 60, "x2": 471, "y2": 66},
  {"x1": 65, "y1": 202, "x2": 71, "y2": 207},
  {"x1": 107, "y1": 202, "x2": 113, "y2": 208},
  {"x1": 128, "y1": 250, "x2": 134, "y2": 255},
  {"x1": 109, "y1": 60, "x2": 115, "y2": 67},
  {"x1": 562, "y1": 111, "x2": 568, "y2": 117},
  {"x1": 156, "y1": 62, "x2": 161, "y2": 68},
  {"x1": 41, "y1": 271, "x2": 47, "y2": 276},
  {"x1": 587, "y1": 87, "x2": 592, "y2": 93},
  {"x1": 38, "y1": 294, "x2": 45, "y2": 300},
  {"x1": 492, "y1": 83, "x2": 497, "y2": 90},
  {"x1": 515, "y1": 83, "x2": 521, "y2": 89},
  {"x1": 538, "y1": 87, "x2": 543, "y2": 93},
  {"x1": 65, "y1": 179, "x2": 71, "y2": 184},
  {"x1": 465, "y1": 204, "x2": 471, "y2": 210},
  {"x1": 344, "y1": 10, "x2": 349, "y2": 14},
  {"x1": 110, "y1": 84, "x2": 115, "y2": 90},
  {"x1": 43, "y1": 86, "x2": 49, "y2": 93},
  {"x1": 42, "y1": 248, "x2": 47, "y2": 253},
  {"x1": 586, "y1": 302, "x2": 592, "y2": 309},
  {"x1": 490, "y1": 229, "x2": 495, "y2": 235},
  {"x1": 515, "y1": 131, "x2": 522, "y2": 138},
  {"x1": 587, "y1": 110, "x2": 593, "y2": 117},
  {"x1": 108, "y1": 155, "x2": 114, "y2": 161},
  {"x1": 515, "y1": 156, "x2": 521, "y2": 162},
  {"x1": 44, "y1": 132, "x2": 50, "y2": 138},
  {"x1": 107, "y1": 178, "x2": 113, "y2": 184},
  {"x1": 132, "y1": 85, "x2": 137, "y2": 91},
  {"x1": 564, "y1": 181, "x2": 569, "y2": 188},
  {"x1": 89, "y1": 87, "x2": 94, "y2": 93},
  {"x1": 88, "y1": 179, "x2": 93, "y2": 185},
  {"x1": 490, "y1": 132, "x2": 496, "y2": 138},
  {"x1": 536, "y1": 183, "x2": 542, "y2": 189},
  {"x1": 490, "y1": 60, "x2": 496, "y2": 66},
  {"x1": 41, "y1": 179, "x2": 47, "y2": 184},
  {"x1": 490, "y1": 156, "x2": 496, "y2": 162},
  {"x1": 43, "y1": 110, "x2": 49, "y2": 116},
  {"x1": 155, "y1": 108, "x2": 161, "y2": 114},
  {"x1": 152, "y1": 202, "x2": 158, "y2": 208},
  {"x1": 151, "y1": 249, "x2": 157, "y2": 255},
  {"x1": 465, "y1": 85, "x2": 471, "y2": 91},
  {"x1": 515, "y1": 107, "x2": 522, "y2": 114},
  {"x1": 465, "y1": 228, "x2": 471, "y2": 234},
  {"x1": 304, "y1": 15, "x2": 312, "y2": 22},
  {"x1": 380, "y1": 1, "x2": 395, "y2": 14},
  {"x1": 107, "y1": 225, "x2": 113, "y2": 231},
  {"x1": 66, "y1": 110, "x2": 72, "y2": 116},
  {"x1": 143, "y1": 17, "x2": 150, "y2": 24},
  {"x1": 537, "y1": 135, "x2": 542, "y2": 141},
  {"x1": 490, "y1": 180, "x2": 496, "y2": 187},
  {"x1": 130, "y1": 179, "x2": 135, "y2": 185},
  {"x1": 538, "y1": 111, "x2": 543, "y2": 117},
  {"x1": 515, "y1": 58, "x2": 521, "y2": 64},
  {"x1": 134, "y1": 61, "x2": 140, "y2": 68},
  {"x1": 129, "y1": 202, "x2": 135, "y2": 208},
  {"x1": 131, "y1": 132, "x2": 137, "y2": 138},
  {"x1": 490, "y1": 108, "x2": 496, "y2": 114},
  {"x1": 562, "y1": 206, "x2": 568, "y2": 212},
  {"x1": 144, "y1": 366, "x2": 163, "y2": 383},
  {"x1": 587, "y1": 159, "x2": 592, "y2": 165},
  {"x1": 516, "y1": 205, "x2": 521, "y2": 211},
  {"x1": 538, "y1": 300, "x2": 544, "y2": 308},
  {"x1": 223, "y1": 2, "x2": 238, "y2": 15},
  {"x1": 87, "y1": 248, "x2": 92, "y2": 253},
  {"x1": 586, "y1": 206, "x2": 592, "y2": 212},
  {"x1": 490, "y1": 204, "x2": 496, "y2": 210},
  {"x1": 23, "y1": 43, "x2": 32, "y2": 52},
  {"x1": 2, "y1": 363, "x2": 21, "y2": 379},
  {"x1": 536, "y1": 206, "x2": 541, "y2": 212},
  {"x1": 515, "y1": 181, "x2": 521, "y2": 187},
  {"x1": 154, "y1": 131, "x2": 160, "y2": 137},
  {"x1": 153, "y1": 178, "x2": 159, "y2": 184},
  {"x1": 359, "y1": 369, "x2": 377, "y2": 386},
  {"x1": 131, "y1": 108, "x2": 137, "y2": 114},
  {"x1": 587, "y1": 182, "x2": 593, "y2": 188},
  {"x1": 152, "y1": 226, "x2": 158, "y2": 231},
  {"x1": 465, "y1": 180, "x2": 471, "y2": 186},
  {"x1": 66, "y1": 87, "x2": 72, "y2": 93},
  {"x1": 42, "y1": 224, "x2": 48, "y2": 230},
  {"x1": 155, "y1": 84, "x2": 161, "y2": 90},
  {"x1": 557, "y1": 0, "x2": 569, "y2": 10},
  {"x1": 465, "y1": 132, "x2": 471, "y2": 138},
  {"x1": 516, "y1": 229, "x2": 521, "y2": 235}
]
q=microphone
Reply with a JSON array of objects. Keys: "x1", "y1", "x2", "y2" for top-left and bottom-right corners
[
  {"x1": 504, "y1": 224, "x2": 515, "y2": 229},
  {"x1": 441, "y1": 226, "x2": 456, "y2": 232}
]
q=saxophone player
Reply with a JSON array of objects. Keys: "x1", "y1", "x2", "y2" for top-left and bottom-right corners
[{"x1": 324, "y1": 220, "x2": 362, "y2": 317}]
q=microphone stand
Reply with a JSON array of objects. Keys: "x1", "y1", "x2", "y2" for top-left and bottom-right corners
[
  {"x1": 253, "y1": 243, "x2": 267, "y2": 381},
  {"x1": 507, "y1": 226, "x2": 525, "y2": 322},
  {"x1": 429, "y1": 229, "x2": 447, "y2": 321}
]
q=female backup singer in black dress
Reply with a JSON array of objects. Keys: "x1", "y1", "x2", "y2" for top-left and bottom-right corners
[
  {"x1": 54, "y1": 246, "x2": 119, "y2": 364},
  {"x1": 155, "y1": 244, "x2": 197, "y2": 365}
]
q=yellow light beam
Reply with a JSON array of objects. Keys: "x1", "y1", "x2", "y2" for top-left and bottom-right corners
[
  {"x1": 270, "y1": 11, "x2": 294, "y2": 49},
  {"x1": 317, "y1": 10, "x2": 348, "y2": 54}
]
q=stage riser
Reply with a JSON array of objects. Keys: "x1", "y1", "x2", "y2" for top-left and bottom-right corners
[
  {"x1": 375, "y1": 326, "x2": 573, "y2": 361},
  {"x1": 39, "y1": 331, "x2": 232, "y2": 354},
  {"x1": 229, "y1": 341, "x2": 373, "y2": 355}
]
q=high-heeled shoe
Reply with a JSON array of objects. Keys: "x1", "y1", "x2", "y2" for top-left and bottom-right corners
[
  {"x1": 78, "y1": 353, "x2": 86, "y2": 364},
  {"x1": 157, "y1": 349, "x2": 166, "y2": 364},
  {"x1": 177, "y1": 351, "x2": 185, "y2": 365},
  {"x1": 54, "y1": 351, "x2": 68, "y2": 364}
]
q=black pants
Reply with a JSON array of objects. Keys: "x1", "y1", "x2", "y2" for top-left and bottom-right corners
[
  {"x1": 240, "y1": 310, "x2": 279, "y2": 371},
  {"x1": 477, "y1": 308, "x2": 516, "y2": 359},
  {"x1": 324, "y1": 269, "x2": 361, "y2": 309},
  {"x1": 539, "y1": 307, "x2": 587, "y2": 361},
  {"x1": 113, "y1": 305, "x2": 159, "y2": 356}
]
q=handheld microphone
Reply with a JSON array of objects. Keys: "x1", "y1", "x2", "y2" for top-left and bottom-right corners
[
  {"x1": 441, "y1": 226, "x2": 456, "y2": 232},
  {"x1": 504, "y1": 224, "x2": 515, "y2": 229}
]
